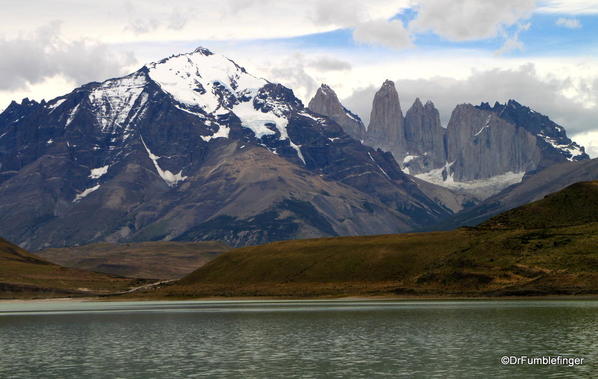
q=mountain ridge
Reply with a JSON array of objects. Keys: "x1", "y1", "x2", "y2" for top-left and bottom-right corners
[
  {"x1": 309, "y1": 82, "x2": 589, "y2": 199},
  {"x1": 0, "y1": 47, "x2": 454, "y2": 250}
]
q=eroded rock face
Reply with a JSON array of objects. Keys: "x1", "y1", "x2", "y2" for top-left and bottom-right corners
[
  {"x1": 402, "y1": 98, "x2": 446, "y2": 175},
  {"x1": 358, "y1": 80, "x2": 588, "y2": 198},
  {"x1": 308, "y1": 84, "x2": 366, "y2": 141},
  {"x1": 365, "y1": 80, "x2": 406, "y2": 156},
  {"x1": 363, "y1": 82, "x2": 447, "y2": 176},
  {"x1": 446, "y1": 104, "x2": 542, "y2": 181}
]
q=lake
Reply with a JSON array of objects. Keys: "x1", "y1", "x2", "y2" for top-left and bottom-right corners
[{"x1": 0, "y1": 300, "x2": 596, "y2": 378}]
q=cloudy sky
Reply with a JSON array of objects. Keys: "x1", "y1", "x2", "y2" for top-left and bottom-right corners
[{"x1": 1, "y1": 0, "x2": 598, "y2": 156}]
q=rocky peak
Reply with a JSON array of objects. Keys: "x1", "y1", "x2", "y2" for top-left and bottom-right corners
[
  {"x1": 411, "y1": 97, "x2": 424, "y2": 110},
  {"x1": 0, "y1": 98, "x2": 44, "y2": 126},
  {"x1": 402, "y1": 98, "x2": 446, "y2": 174},
  {"x1": 381, "y1": 79, "x2": 396, "y2": 90},
  {"x1": 193, "y1": 46, "x2": 214, "y2": 56},
  {"x1": 310, "y1": 84, "x2": 341, "y2": 106},
  {"x1": 318, "y1": 83, "x2": 335, "y2": 96},
  {"x1": 365, "y1": 80, "x2": 405, "y2": 154},
  {"x1": 475, "y1": 99, "x2": 589, "y2": 163},
  {"x1": 307, "y1": 84, "x2": 365, "y2": 141}
]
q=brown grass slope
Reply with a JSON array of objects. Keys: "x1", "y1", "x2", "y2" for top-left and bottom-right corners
[
  {"x1": 0, "y1": 238, "x2": 141, "y2": 299},
  {"x1": 156, "y1": 181, "x2": 598, "y2": 298},
  {"x1": 37, "y1": 241, "x2": 230, "y2": 279}
]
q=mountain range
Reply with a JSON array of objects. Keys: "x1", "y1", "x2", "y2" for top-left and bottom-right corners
[
  {"x1": 0, "y1": 47, "x2": 595, "y2": 251},
  {"x1": 309, "y1": 81, "x2": 589, "y2": 199}
]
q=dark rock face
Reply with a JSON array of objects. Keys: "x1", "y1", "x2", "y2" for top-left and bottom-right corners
[
  {"x1": 308, "y1": 84, "x2": 366, "y2": 141},
  {"x1": 477, "y1": 99, "x2": 589, "y2": 166},
  {"x1": 0, "y1": 48, "x2": 453, "y2": 251}
]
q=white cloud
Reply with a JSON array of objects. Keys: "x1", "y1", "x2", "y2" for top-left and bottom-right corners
[
  {"x1": 495, "y1": 22, "x2": 531, "y2": 55},
  {"x1": 123, "y1": 1, "x2": 197, "y2": 34},
  {"x1": 555, "y1": 17, "x2": 582, "y2": 28},
  {"x1": 259, "y1": 53, "x2": 319, "y2": 102},
  {"x1": 311, "y1": 0, "x2": 370, "y2": 26},
  {"x1": 409, "y1": 0, "x2": 536, "y2": 41},
  {"x1": 353, "y1": 18, "x2": 413, "y2": 50},
  {"x1": 572, "y1": 130, "x2": 598, "y2": 157},
  {"x1": 306, "y1": 57, "x2": 352, "y2": 72},
  {"x1": 1, "y1": 0, "x2": 596, "y2": 156},
  {"x1": 0, "y1": 0, "x2": 410, "y2": 43},
  {"x1": 537, "y1": 0, "x2": 598, "y2": 14},
  {"x1": 0, "y1": 22, "x2": 135, "y2": 91}
]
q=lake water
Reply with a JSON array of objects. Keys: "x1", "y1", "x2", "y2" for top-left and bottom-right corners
[{"x1": 0, "y1": 300, "x2": 596, "y2": 378}]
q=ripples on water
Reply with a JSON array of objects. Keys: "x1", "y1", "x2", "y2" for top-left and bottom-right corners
[{"x1": 0, "y1": 300, "x2": 597, "y2": 378}]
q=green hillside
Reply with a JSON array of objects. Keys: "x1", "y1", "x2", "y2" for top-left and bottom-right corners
[{"x1": 155, "y1": 181, "x2": 598, "y2": 298}]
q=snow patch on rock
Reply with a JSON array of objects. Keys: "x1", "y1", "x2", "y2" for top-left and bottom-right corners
[
  {"x1": 233, "y1": 99, "x2": 285, "y2": 138},
  {"x1": 141, "y1": 137, "x2": 187, "y2": 186},
  {"x1": 46, "y1": 98, "x2": 65, "y2": 112},
  {"x1": 88, "y1": 72, "x2": 147, "y2": 132},
  {"x1": 473, "y1": 115, "x2": 492, "y2": 136},
  {"x1": 65, "y1": 103, "x2": 80, "y2": 126},
  {"x1": 89, "y1": 165, "x2": 109, "y2": 179},
  {"x1": 201, "y1": 125, "x2": 230, "y2": 142},
  {"x1": 538, "y1": 132, "x2": 585, "y2": 161},
  {"x1": 415, "y1": 162, "x2": 525, "y2": 200},
  {"x1": 73, "y1": 185, "x2": 100, "y2": 202}
]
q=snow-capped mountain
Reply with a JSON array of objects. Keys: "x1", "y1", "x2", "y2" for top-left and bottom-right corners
[{"x1": 0, "y1": 47, "x2": 455, "y2": 250}]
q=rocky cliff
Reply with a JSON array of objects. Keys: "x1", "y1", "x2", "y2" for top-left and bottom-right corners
[
  {"x1": 402, "y1": 98, "x2": 446, "y2": 174},
  {"x1": 307, "y1": 84, "x2": 366, "y2": 141},
  {"x1": 365, "y1": 80, "x2": 405, "y2": 156},
  {"x1": 356, "y1": 80, "x2": 589, "y2": 199},
  {"x1": 445, "y1": 104, "x2": 542, "y2": 182}
]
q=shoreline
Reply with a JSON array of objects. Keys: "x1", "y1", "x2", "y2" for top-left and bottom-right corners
[{"x1": 3, "y1": 293, "x2": 598, "y2": 304}]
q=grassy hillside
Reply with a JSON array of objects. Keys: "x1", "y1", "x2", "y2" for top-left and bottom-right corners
[
  {"x1": 0, "y1": 238, "x2": 142, "y2": 299},
  {"x1": 154, "y1": 181, "x2": 598, "y2": 298},
  {"x1": 482, "y1": 181, "x2": 598, "y2": 229},
  {"x1": 37, "y1": 241, "x2": 229, "y2": 279}
]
